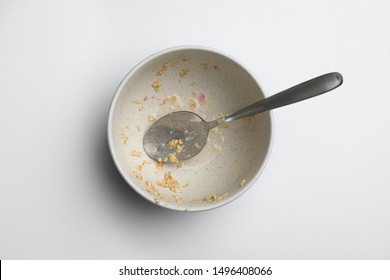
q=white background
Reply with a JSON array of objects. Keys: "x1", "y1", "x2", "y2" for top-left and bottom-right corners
[{"x1": 0, "y1": 0, "x2": 389, "y2": 259}]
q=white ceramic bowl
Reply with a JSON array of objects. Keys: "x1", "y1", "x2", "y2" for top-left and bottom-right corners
[{"x1": 108, "y1": 46, "x2": 273, "y2": 211}]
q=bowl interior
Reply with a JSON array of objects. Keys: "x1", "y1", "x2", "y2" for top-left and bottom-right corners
[{"x1": 108, "y1": 47, "x2": 272, "y2": 211}]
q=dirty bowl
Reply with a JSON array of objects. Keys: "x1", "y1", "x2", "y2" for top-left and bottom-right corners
[{"x1": 107, "y1": 46, "x2": 273, "y2": 211}]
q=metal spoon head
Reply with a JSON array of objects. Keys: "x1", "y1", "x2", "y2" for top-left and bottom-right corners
[{"x1": 143, "y1": 111, "x2": 210, "y2": 163}]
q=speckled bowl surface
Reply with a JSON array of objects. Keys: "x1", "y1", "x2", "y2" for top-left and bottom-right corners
[{"x1": 108, "y1": 46, "x2": 273, "y2": 211}]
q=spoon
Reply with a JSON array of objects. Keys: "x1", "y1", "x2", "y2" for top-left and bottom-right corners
[{"x1": 143, "y1": 72, "x2": 343, "y2": 163}]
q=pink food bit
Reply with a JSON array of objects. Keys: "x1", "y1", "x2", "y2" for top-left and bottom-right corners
[
  {"x1": 197, "y1": 93, "x2": 207, "y2": 104},
  {"x1": 144, "y1": 95, "x2": 148, "y2": 101},
  {"x1": 160, "y1": 96, "x2": 170, "y2": 105}
]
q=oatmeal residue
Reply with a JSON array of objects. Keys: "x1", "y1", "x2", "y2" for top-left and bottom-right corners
[
  {"x1": 153, "y1": 64, "x2": 169, "y2": 76},
  {"x1": 119, "y1": 132, "x2": 128, "y2": 144},
  {"x1": 118, "y1": 59, "x2": 244, "y2": 207},
  {"x1": 131, "y1": 150, "x2": 142, "y2": 157},
  {"x1": 157, "y1": 172, "x2": 180, "y2": 193},
  {"x1": 179, "y1": 69, "x2": 190, "y2": 78},
  {"x1": 155, "y1": 159, "x2": 164, "y2": 172},
  {"x1": 147, "y1": 114, "x2": 156, "y2": 122},
  {"x1": 145, "y1": 181, "x2": 165, "y2": 204},
  {"x1": 132, "y1": 171, "x2": 143, "y2": 181},
  {"x1": 189, "y1": 98, "x2": 197, "y2": 110},
  {"x1": 219, "y1": 123, "x2": 230, "y2": 129},
  {"x1": 202, "y1": 193, "x2": 228, "y2": 202},
  {"x1": 168, "y1": 153, "x2": 179, "y2": 164},
  {"x1": 132, "y1": 98, "x2": 143, "y2": 104},
  {"x1": 151, "y1": 80, "x2": 161, "y2": 92},
  {"x1": 169, "y1": 139, "x2": 184, "y2": 153}
]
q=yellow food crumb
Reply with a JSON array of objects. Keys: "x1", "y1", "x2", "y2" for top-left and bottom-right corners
[
  {"x1": 147, "y1": 115, "x2": 156, "y2": 122},
  {"x1": 145, "y1": 181, "x2": 165, "y2": 204},
  {"x1": 202, "y1": 193, "x2": 228, "y2": 202},
  {"x1": 156, "y1": 171, "x2": 180, "y2": 193},
  {"x1": 194, "y1": 143, "x2": 201, "y2": 149},
  {"x1": 153, "y1": 64, "x2": 168, "y2": 75},
  {"x1": 155, "y1": 160, "x2": 164, "y2": 172},
  {"x1": 136, "y1": 165, "x2": 143, "y2": 171},
  {"x1": 239, "y1": 179, "x2": 246, "y2": 187},
  {"x1": 168, "y1": 153, "x2": 179, "y2": 163},
  {"x1": 131, "y1": 150, "x2": 142, "y2": 157},
  {"x1": 146, "y1": 181, "x2": 157, "y2": 193},
  {"x1": 132, "y1": 171, "x2": 143, "y2": 181},
  {"x1": 176, "y1": 144, "x2": 183, "y2": 153},
  {"x1": 189, "y1": 99, "x2": 197, "y2": 110},
  {"x1": 138, "y1": 106, "x2": 144, "y2": 111},
  {"x1": 171, "y1": 62, "x2": 180, "y2": 69},
  {"x1": 168, "y1": 139, "x2": 184, "y2": 154},
  {"x1": 201, "y1": 63, "x2": 208, "y2": 71},
  {"x1": 219, "y1": 123, "x2": 230, "y2": 129},
  {"x1": 143, "y1": 159, "x2": 151, "y2": 164},
  {"x1": 244, "y1": 116, "x2": 254, "y2": 124},
  {"x1": 179, "y1": 69, "x2": 190, "y2": 78},
  {"x1": 151, "y1": 80, "x2": 161, "y2": 92},
  {"x1": 119, "y1": 132, "x2": 128, "y2": 144},
  {"x1": 169, "y1": 139, "x2": 178, "y2": 148},
  {"x1": 135, "y1": 124, "x2": 141, "y2": 131},
  {"x1": 132, "y1": 98, "x2": 142, "y2": 104},
  {"x1": 168, "y1": 139, "x2": 183, "y2": 147}
]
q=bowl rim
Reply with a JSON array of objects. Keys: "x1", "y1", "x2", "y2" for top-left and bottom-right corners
[{"x1": 107, "y1": 45, "x2": 274, "y2": 212}]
